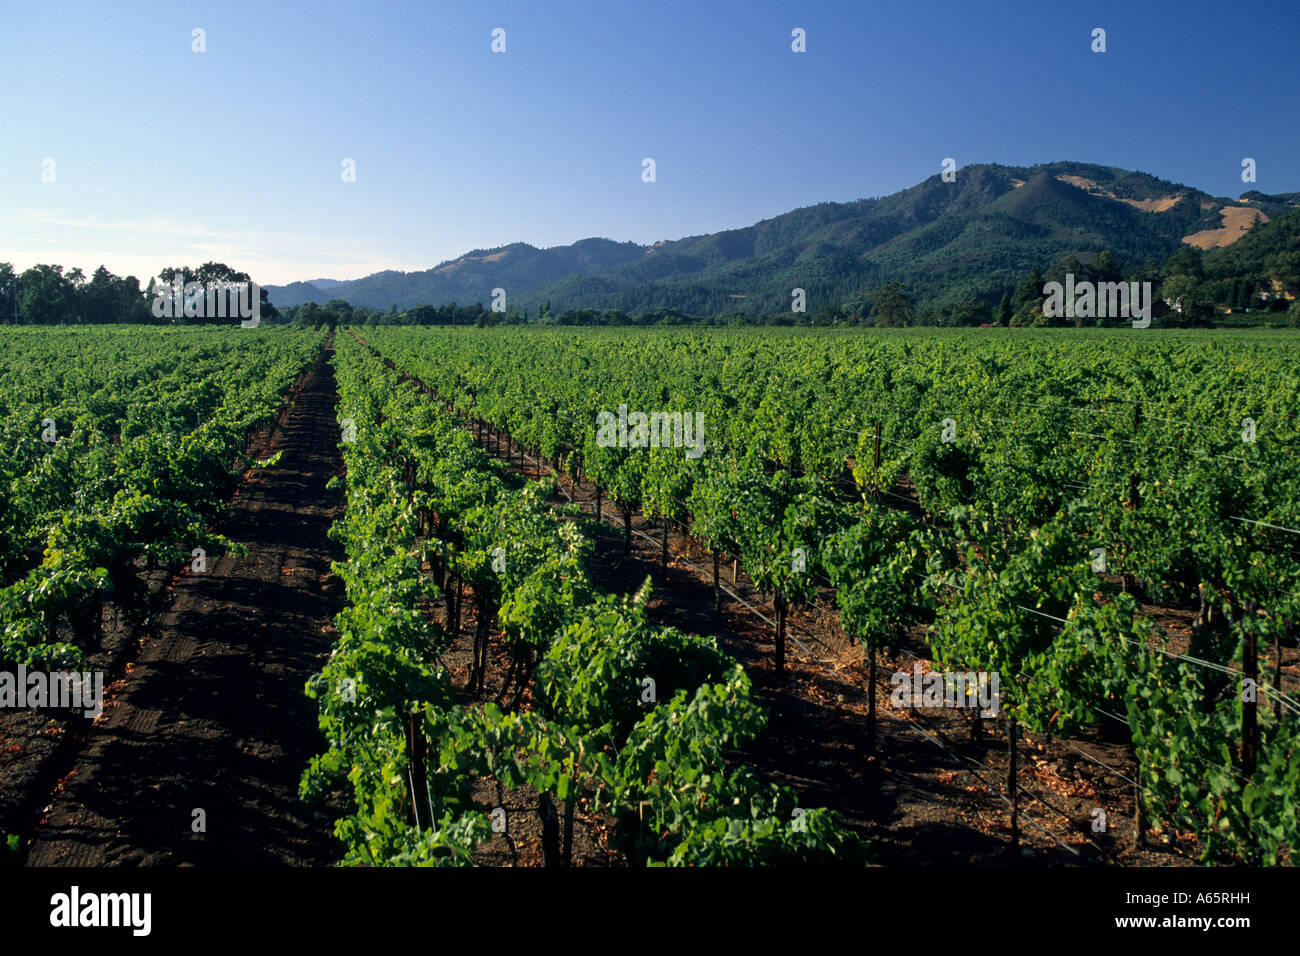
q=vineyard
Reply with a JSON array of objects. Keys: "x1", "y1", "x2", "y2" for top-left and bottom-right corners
[
  {"x1": 0, "y1": 327, "x2": 325, "y2": 667},
  {"x1": 339, "y1": 326, "x2": 1300, "y2": 865},
  {"x1": 2, "y1": 325, "x2": 1297, "y2": 866}
]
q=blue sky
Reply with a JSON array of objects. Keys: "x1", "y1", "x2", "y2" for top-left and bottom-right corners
[{"x1": 2, "y1": 0, "x2": 1297, "y2": 285}]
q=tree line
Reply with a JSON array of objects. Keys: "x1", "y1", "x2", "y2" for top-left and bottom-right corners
[{"x1": 0, "y1": 262, "x2": 279, "y2": 325}]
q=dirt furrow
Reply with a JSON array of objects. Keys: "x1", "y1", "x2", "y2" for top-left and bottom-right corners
[{"x1": 25, "y1": 347, "x2": 344, "y2": 867}]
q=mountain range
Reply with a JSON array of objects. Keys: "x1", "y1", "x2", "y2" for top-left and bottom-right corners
[{"x1": 265, "y1": 161, "x2": 1300, "y2": 315}]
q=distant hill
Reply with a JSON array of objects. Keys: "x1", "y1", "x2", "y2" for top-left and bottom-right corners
[
  {"x1": 1206, "y1": 206, "x2": 1300, "y2": 280},
  {"x1": 266, "y1": 162, "x2": 1300, "y2": 314},
  {"x1": 1239, "y1": 190, "x2": 1300, "y2": 215},
  {"x1": 269, "y1": 280, "x2": 332, "y2": 306}
]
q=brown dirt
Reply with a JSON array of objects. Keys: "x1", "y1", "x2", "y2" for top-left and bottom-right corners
[
  {"x1": 19, "y1": 347, "x2": 345, "y2": 867},
  {"x1": 1183, "y1": 206, "x2": 1268, "y2": 249},
  {"x1": 1055, "y1": 175, "x2": 1182, "y2": 213},
  {"x1": 0, "y1": 564, "x2": 171, "y2": 858}
]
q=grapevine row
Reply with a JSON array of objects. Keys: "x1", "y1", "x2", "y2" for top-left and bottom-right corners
[
  {"x1": 359, "y1": 325, "x2": 1299, "y2": 864},
  {"x1": 0, "y1": 327, "x2": 326, "y2": 666},
  {"x1": 303, "y1": 333, "x2": 859, "y2": 865}
]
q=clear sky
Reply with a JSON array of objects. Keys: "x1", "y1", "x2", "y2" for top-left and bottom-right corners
[{"x1": 2, "y1": 0, "x2": 1297, "y2": 286}]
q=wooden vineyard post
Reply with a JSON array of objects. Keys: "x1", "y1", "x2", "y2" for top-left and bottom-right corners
[
  {"x1": 539, "y1": 795, "x2": 561, "y2": 868},
  {"x1": 472, "y1": 594, "x2": 490, "y2": 694},
  {"x1": 626, "y1": 801, "x2": 651, "y2": 868},
  {"x1": 404, "y1": 712, "x2": 415, "y2": 826},
  {"x1": 562, "y1": 798, "x2": 575, "y2": 868},
  {"x1": 594, "y1": 486, "x2": 602, "y2": 524},
  {"x1": 732, "y1": 556, "x2": 738, "y2": 585},
  {"x1": 1124, "y1": 465, "x2": 1141, "y2": 594},
  {"x1": 774, "y1": 592, "x2": 787, "y2": 675},
  {"x1": 661, "y1": 515, "x2": 669, "y2": 570},
  {"x1": 872, "y1": 421, "x2": 882, "y2": 500},
  {"x1": 1127, "y1": 402, "x2": 1142, "y2": 519},
  {"x1": 712, "y1": 554, "x2": 722, "y2": 621},
  {"x1": 1276, "y1": 623, "x2": 1289, "y2": 726},
  {"x1": 406, "y1": 712, "x2": 428, "y2": 830},
  {"x1": 450, "y1": 575, "x2": 462, "y2": 640},
  {"x1": 1133, "y1": 748, "x2": 1145, "y2": 846},
  {"x1": 865, "y1": 640, "x2": 877, "y2": 753},
  {"x1": 1007, "y1": 716, "x2": 1019, "y2": 851},
  {"x1": 1242, "y1": 619, "x2": 1258, "y2": 777}
]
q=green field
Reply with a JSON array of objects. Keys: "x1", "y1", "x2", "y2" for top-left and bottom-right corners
[{"x1": 4, "y1": 324, "x2": 1297, "y2": 867}]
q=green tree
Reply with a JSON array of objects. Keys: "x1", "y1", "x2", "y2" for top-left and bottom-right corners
[
  {"x1": 323, "y1": 298, "x2": 353, "y2": 329},
  {"x1": 1165, "y1": 245, "x2": 1205, "y2": 280},
  {"x1": 79, "y1": 266, "x2": 147, "y2": 324},
  {"x1": 1011, "y1": 267, "x2": 1043, "y2": 317},
  {"x1": 297, "y1": 301, "x2": 325, "y2": 327},
  {"x1": 0, "y1": 263, "x2": 16, "y2": 323},
  {"x1": 158, "y1": 261, "x2": 278, "y2": 323},
  {"x1": 18, "y1": 264, "x2": 79, "y2": 324},
  {"x1": 869, "y1": 282, "x2": 914, "y2": 327},
  {"x1": 1267, "y1": 251, "x2": 1300, "y2": 295},
  {"x1": 1090, "y1": 250, "x2": 1123, "y2": 283}
]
